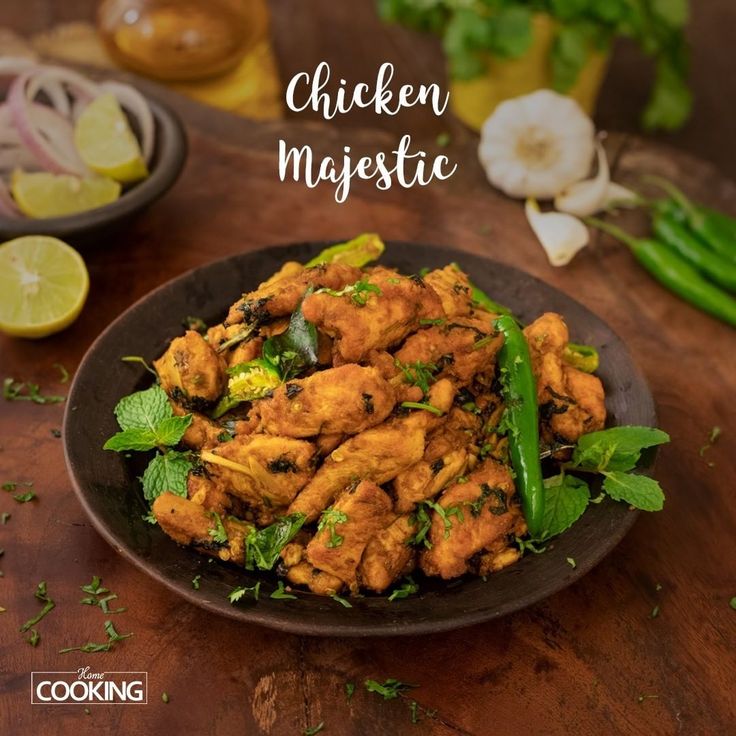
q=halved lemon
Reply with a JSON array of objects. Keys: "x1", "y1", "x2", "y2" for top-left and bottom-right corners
[
  {"x1": 10, "y1": 170, "x2": 121, "y2": 219},
  {"x1": 0, "y1": 236, "x2": 89, "y2": 338},
  {"x1": 74, "y1": 93, "x2": 149, "y2": 183}
]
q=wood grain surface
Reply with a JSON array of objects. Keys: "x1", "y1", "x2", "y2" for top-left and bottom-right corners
[
  {"x1": 1, "y1": 77, "x2": 735, "y2": 735},
  {"x1": 1, "y1": 3, "x2": 736, "y2": 734}
]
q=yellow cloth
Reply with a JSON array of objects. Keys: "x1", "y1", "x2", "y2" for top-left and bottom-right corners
[{"x1": 28, "y1": 20, "x2": 283, "y2": 120}]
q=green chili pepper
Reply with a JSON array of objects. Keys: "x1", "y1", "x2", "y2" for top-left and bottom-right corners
[
  {"x1": 587, "y1": 218, "x2": 736, "y2": 328},
  {"x1": 644, "y1": 176, "x2": 736, "y2": 263},
  {"x1": 451, "y1": 262, "x2": 600, "y2": 374},
  {"x1": 652, "y1": 207, "x2": 736, "y2": 292},
  {"x1": 494, "y1": 315, "x2": 545, "y2": 537},
  {"x1": 305, "y1": 233, "x2": 385, "y2": 268}
]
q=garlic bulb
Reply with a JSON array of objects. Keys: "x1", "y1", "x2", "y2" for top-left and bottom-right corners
[
  {"x1": 478, "y1": 89, "x2": 595, "y2": 199},
  {"x1": 525, "y1": 198, "x2": 589, "y2": 266}
]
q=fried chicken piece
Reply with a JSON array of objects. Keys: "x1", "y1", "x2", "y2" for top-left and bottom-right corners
[
  {"x1": 154, "y1": 330, "x2": 227, "y2": 411},
  {"x1": 152, "y1": 492, "x2": 251, "y2": 564},
  {"x1": 524, "y1": 312, "x2": 606, "y2": 443},
  {"x1": 315, "y1": 433, "x2": 345, "y2": 456},
  {"x1": 225, "y1": 263, "x2": 361, "y2": 326},
  {"x1": 203, "y1": 434, "x2": 317, "y2": 509},
  {"x1": 359, "y1": 513, "x2": 417, "y2": 592},
  {"x1": 287, "y1": 380, "x2": 455, "y2": 522},
  {"x1": 394, "y1": 448, "x2": 469, "y2": 513},
  {"x1": 420, "y1": 459, "x2": 517, "y2": 579},
  {"x1": 301, "y1": 268, "x2": 444, "y2": 363},
  {"x1": 285, "y1": 561, "x2": 345, "y2": 595},
  {"x1": 423, "y1": 265, "x2": 475, "y2": 318},
  {"x1": 366, "y1": 350, "x2": 424, "y2": 402},
  {"x1": 306, "y1": 481, "x2": 393, "y2": 591},
  {"x1": 258, "y1": 364, "x2": 396, "y2": 438},
  {"x1": 187, "y1": 472, "x2": 231, "y2": 515},
  {"x1": 169, "y1": 400, "x2": 221, "y2": 449},
  {"x1": 394, "y1": 316, "x2": 502, "y2": 386}
]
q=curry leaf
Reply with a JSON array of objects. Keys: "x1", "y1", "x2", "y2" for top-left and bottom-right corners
[{"x1": 262, "y1": 302, "x2": 318, "y2": 382}]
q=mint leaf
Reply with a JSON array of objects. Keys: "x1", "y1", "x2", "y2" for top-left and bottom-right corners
[
  {"x1": 155, "y1": 415, "x2": 192, "y2": 446},
  {"x1": 602, "y1": 472, "x2": 665, "y2": 512},
  {"x1": 244, "y1": 514, "x2": 306, "y2": 571},
  {"x1": 104, "y1": 428, "x2": 158, "y2": 452},
  {"x1": 140, "y1": 451, "x2": 192, "y2": 501},
  {"x1": 114, "y1": 385, "x2": 171, "y2": 432},
  {"x1": 537, "y1": 473, "x2": 590, "y2": 541},
  {"x1": 573, "y1": 426, "x2": 670, "y2": 472}
]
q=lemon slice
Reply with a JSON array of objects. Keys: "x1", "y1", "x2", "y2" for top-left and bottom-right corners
[
  {"x1": 0, "y1": 236, "x2": 89, "y2": 338},
  {"x1": 10, "y1": 171, "x2": 121, "y2": 219},
  {"x1": 74, "y1": 93, "x2": 149, "y2": 183}
]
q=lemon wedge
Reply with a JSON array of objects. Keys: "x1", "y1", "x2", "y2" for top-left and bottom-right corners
[
  {"x1": 0, "y1": 235, "x2": 89, "y2": 338},
  {"x1": 10, "y1": 170, "x2": 121, "y2": 219},
  {"x1": 74, "y1": 93, "x2": 149, "y2": 183}
]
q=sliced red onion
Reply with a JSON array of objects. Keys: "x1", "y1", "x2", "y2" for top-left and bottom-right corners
[
  {"x1": 0, "y1": 57, "x2": 37, "y2": 79},
  {"x1": 99, "y1": 81, "x2": 155, "y2": 163},
  {"x1": 7, "y1": 73, "x2": 86, "y2": 175},
  {"x1": 26, "y1": 65, "x2": 101, "y2": 102},
  {"x1": 27, "y1": 75, "x2": 71, "y2": 118},
  {"x1": 0, "y1": 144, "x2": 39, "y2": 171}
]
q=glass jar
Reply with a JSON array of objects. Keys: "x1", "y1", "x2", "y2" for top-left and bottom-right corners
[{"x1": 97, "y1": 0, "x2": 269, "y2": 82}]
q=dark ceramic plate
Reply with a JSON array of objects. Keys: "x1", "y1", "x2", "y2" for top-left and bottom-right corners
[
  {"x1": 63, "y1": 242, "x2": 656, "y2": 637},
  {"x1": 0, "y1": 95, "x2": 187, "y2": 246}
]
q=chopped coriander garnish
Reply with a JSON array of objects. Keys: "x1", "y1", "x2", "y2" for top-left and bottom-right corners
[
  {"x1": 50, "y1": 428, "x2": 61, "y2": 438},
  {"x1": 388, "y1": 577, "x2": 419, "y2": 601},
  {"x1": 229, "y1": 582, "x2": 261, "y2": 603},
  {"x1": 515, "y1": 537, "x2": 546, "y2": 555},
  {"x1": 394, "y1": 359, "x2": 437, "y2": 395},
  {"x1": 208, "y1": 511, "x2": 228, "y2": 544},
  {"x1": 26, "y1": 629, "x2": 40, "y2": 647},
  {"x1": 2, "y1": 481, "x2": 32, "y2": 492},
  {"x1": 364, "y1": 678, "x2": 417, "y2": 700},
  {"x1": 637, "y1": 694, "x2": 659, "y2": 703},
  {"x1": 330, "y1": 592, "x2": 352, "y2": 608},
  {"x1": 729, "y1": 597, "x2": 736, "y2": 611},
  {"x1": 436, "y1": 132, "x2": 450, "y2": 147},
  {"x1": 3, "y1": 377, "x2": 65, "y2": 404},
  {"x1": 20, "y1": 581, "x2": 55, "y2": 632},
  {"x1": 191, "y1": 575, "x2": 202, "y2": 590},
  {"x1": 566, "y1": 557, "x2": 576, "y2": 568},
  {"x1": 81, "y1": 576, "x2": 109, "y2": 595},
  {"x1": 650, "y1": 605, "x2": 660, "y2": 619},
  {"x1": 270, "y1": 581, "x2": 297, "y2": 600},
  {"x1": 320, "y1": 280, "x2": 382, "y2": 307},
  {"x1": 59, "y1": 620, "x2": 132, "y2": 654},
  {"x1": 162, "y1": 692, "x2": 170, "y2": 704},
  {"x1": 345, "y1": 682, "x2": 355, "y2": 702},
  {"x1": 424, "y1": 499, "x2": 462, "y2": 539},
  {"x1": 303, "y1": 722, "x2": 324, "y2": 736},
  {"x1": 13, "y1": 491, "x2": 36, "y2": 503},
  {"x1": 184, "y1": 316, "x2": 208, "y2": 334},
  {"x1": 419, "y1": 317, "x2": 446, "y2": 326},
  {"x1": 317, "y1": 507, "x2": 348, "y2": 548},
  {"x1": 400, "y1": 401, "x2": 443, "y2": 416},
  {"x1": 217, "y1": 431, "x2": 234, "y2": 443},
  {"x1": 53, "y1": 363, "x2": 70, "y2": 383}
]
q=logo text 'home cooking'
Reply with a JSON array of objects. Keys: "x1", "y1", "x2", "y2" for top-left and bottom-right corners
[{"x1": 31, "y1": 668, "x2": 147, "y2": 704}]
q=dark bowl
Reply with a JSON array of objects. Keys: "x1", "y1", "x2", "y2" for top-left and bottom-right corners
[
  {"x1": 63, "y1": 242, "x2": 657, "y2": 637},
  {"x1": 0, "y1": 95, "x2": 187, "y2": 246}
]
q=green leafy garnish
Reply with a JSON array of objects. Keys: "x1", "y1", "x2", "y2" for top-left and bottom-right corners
[
  {"x1": 331, "y1": 593, "x2": 352, "y2": 608},
  {"x1": 140, "y1": 450, "x2": 193, "y2": 501},
  {"x1": 26, "y1": 629, "x2": 40, "y2": 647},
  {"x1": 345, "y1": 682, "x2": 355, "y2": 702},
  {"x1": 394, "y1": 359, "x2": 437, "y2": 395},
  {"x1": 13, "y1": 490, "x2": 36, "y2": 503},
  {"x1": 262, "y1": 301, "x2": 319, "y2": 381},
  {"x1": 104, "y1": 385, "x2": 192, "y2": 451},
  {"x1": 303, "y1": 722, "x2": 324, "y2": 736},
  {"x1": 3, "y1": 377, "x2": 64, "y2": 404},
  {"x1": 602, "y1": 472, "x2": 665, "y2": 512},
  {"x1": 536, "y1": 473, "x2": 590, "y2": 541},
  {"x1": 53, "y1": 363, "x2": 70, "y2": 383},
  {"x1": 183, "y1": 316, "x2": 208, "y2": 334},
  {"x1": 364, "y1": 678, "x2": 417, "y2": 700},
  {"x1": 270, "y1": 581, "x2": 297, "y2": 600},
  {"x1": 317, "y1": 507, "x2": 348, "y2": 548},
  {"x1": 388, "y1": 576, "x2": 419, "y2": 601},
  {"x1": 245, "y1": 514, "x2": 306, "y2": 571},
  {"x1": 572, "y1": 426, "x2": 670, "y2": 472},
  {"x1": 20, "y1": 581, "x2": 55, "y2": 632},
  {"x1": 229, "y1": 582, "x2": 260, "y2": 603},
  {"x1": 320, "y1": 279, "x2": 382, "y2": 307},
  {"x1": 121, "y1": 355, "x2": 157, "y2": 376},
  {"x1": 208, "y1": 511, "x2": 228, "y2": 544},
  {"x1": 79, "y1": 576, "x2": 126, "y2": 614},
  {"x1": 191, "y1": 575, "x2": 202, "y2": 590},
  {"x1": 400, "y1": 401, "x2": 444, "y2": 416},
  {"x1": 59, "y1": 620, "x2": 133, "y2": 654}
]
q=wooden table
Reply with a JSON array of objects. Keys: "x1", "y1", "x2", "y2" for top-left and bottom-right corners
[{"x1": 2, "y1": 5, "x2": 736, "y2": 735}]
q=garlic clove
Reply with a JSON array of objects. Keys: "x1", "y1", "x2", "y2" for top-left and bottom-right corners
[
  {"x1": 525, "y1": 198, "x2": 589, "y2": 267},
  {"x1": 603, "y1": 182, "x2": 642, "y2": 209},
  {"x1": 554, "y1": 141, "x2": 610, "y2": 218}
]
